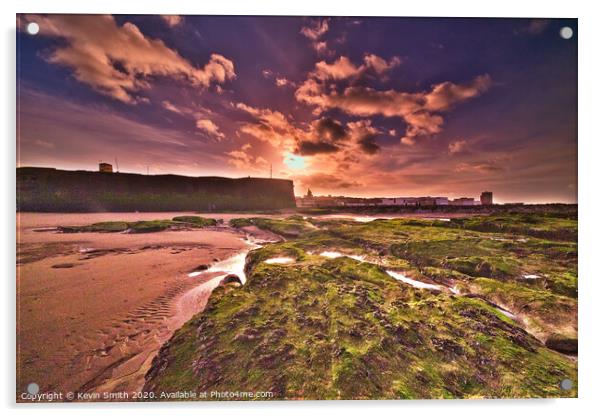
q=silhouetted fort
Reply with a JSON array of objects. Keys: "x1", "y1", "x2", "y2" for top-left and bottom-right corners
[{"x1": 17, "y1": 167, "x2": 296, "y2": 212}]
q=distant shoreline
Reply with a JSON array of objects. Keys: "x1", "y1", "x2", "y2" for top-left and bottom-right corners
[
  {"x1": 294, "y1": 203, "x2": 577, "y2": 217},
  {"x1": 15, "y1": 203, "x2": 577, "y2": 215}
]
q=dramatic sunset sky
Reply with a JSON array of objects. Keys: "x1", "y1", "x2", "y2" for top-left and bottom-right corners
[{"x1": 17, "y1": 15, "x2": 577, "y2": 202}]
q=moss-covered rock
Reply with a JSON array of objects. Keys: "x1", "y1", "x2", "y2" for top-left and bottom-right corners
[
  {"x1": 58, "y1": 216, "x2": 218, "y2": 233},
  {"x1": 230, "y1": 216, "x2": 316, "y2": 238},
  {"x1": 144, "y1": 213, "x2": 577, "y2": 400},
  {"x1": 59, "y1": 221, "x2": 129, "y2": 233},
  {"x1": 446, "y1": 213, "x2": 577, "y2": 242},
  {"x1": 172, "y1": 216, "x2": 218, "y2": 227}
]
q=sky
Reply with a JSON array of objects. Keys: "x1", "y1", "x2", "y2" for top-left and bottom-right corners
[{"x1": 16, "y1": 15, "x2": 577, "y2": 203}]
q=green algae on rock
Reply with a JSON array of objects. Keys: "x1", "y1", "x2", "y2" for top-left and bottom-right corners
[
  {"x1": 144, "y1": 212, "x2": 577, "y2": 400},
  {"x1": 58, "y1": 216, "x2": 218, "y2": 233}
]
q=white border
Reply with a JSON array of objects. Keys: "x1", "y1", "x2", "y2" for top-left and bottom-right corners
[{"x1": 2, "y1": 1, "x2": 601, "y2": 416}]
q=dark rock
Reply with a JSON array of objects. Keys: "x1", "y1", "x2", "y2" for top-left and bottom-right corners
[
  {"x1": 507, "y1": 329, "x2": 538, "y2": 352},
  {"x1": 57, "y1": 226, "x2": 79, "y2": 233},
  {"x1": 191, "y1": 264, "x2": 209, "y2": 272},
  {"x1": 431, "y1": 337, "x2": 464, "y2": 357},
  {"x1": 219, "y1": 274, "x2": 242, "y2": 286},
  {"x1": 545, "y1": 333, "x2": 578, "y2": 354},
  {"x1": 52, "y1": 263, "x2": 77, "y2": 269},
  {"x1": 476, "y1": 261, "x2": 493, "y2": 277}
]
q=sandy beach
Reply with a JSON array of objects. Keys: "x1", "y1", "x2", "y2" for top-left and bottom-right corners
[{"x1": 16, "y1": 212, "x2": 254, "y2": 396}]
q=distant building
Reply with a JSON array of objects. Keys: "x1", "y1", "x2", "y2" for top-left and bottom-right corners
[
  {"x1": 379, "y1": 197, "x2": 448, "y2": 206},
  {"x1": 296, "y1": 193, "x2": 383, "y2": 208},
  {"x1": 416, "y1": 197, "x2": 447, "y2": 206},
  {"x1": 434, "y1": 197, "x2": 449, "y2": 206},
  {"x1": 339, "y1": 197, "x2": 381, "y2": 207},
  {"x1": 296, "y1": 196, "x2": 313, "y2": 207},
  {"x1": 380, "y1": 197, "x2": 417, "y2": 206},
  {"x1": 296, "y1": 189, "x2": 315, "y2": 207},
  {"x1": 416, "y1": 197, "x2": 436, "y2": 206},
  {"x1": 296, "y1": 195, "x2": 338, "y2": 207},
  {"x1": 295, "y1": 192, "x2": 484, "y2": 208},
  {"x1": 480, "y1": 191, "x2": 493, "y2": 205},
  {"x1": 450, "y1": 197, "x2": 477, "y2": 206},
  {"x1": 98, "y1": 162, "x2": 113, "y2": 173}
]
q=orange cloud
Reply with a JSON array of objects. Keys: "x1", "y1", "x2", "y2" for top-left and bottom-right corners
[
  {"x1": 227, "y1": 143, "x2": 268, "y2": 171},
  {"x1": 363, "y1": 54, "x2": 402, "y2": 76},
  {"x1": 295, "y1": 117, "x2": 348, "y2": 156},
  {"x1": 425, "y1": 75, "x2": 491, "y2": 112},
  {"x1": 162, "y1": 100, "x2": 185, "y2": 114},
  {"x1": 275, "y1": 77, "x2": 294, "y2": 88},
  {"x1": 448, "y1": 140, "x2": 467, "y2": 154},
  {"x1": 300, "y1": 19, "x2": 329, "y2": 41},
  {"x1": 261, "y1": 68, "x2": 295, "y2": 88},
  {"x1": 161, "y1": 15, "x2": 183, "y2": 27},
  {"x1": 296, "y1": 172, "x2": 362, "y2": 191},
  {"x1": 314, "y1": 56, "x2": 360, "y2": 80},
  {"x1": 196, "y1": 119, "x2": 225, "y2": 140},
  {"x1": 236, "y1": 99, "x2": 383, "y2": 162},
  {"x1": 312, "y1": 54, "x2": 401, "y2": 81},
  {"x1": 235, "y1": 102, "x2": 300, "y2": 151},
  {"x1": 313, "y1": 41, "x2": 330, "y2": 55},
  {"x1": 300, "y1": 19, "x2": 332, "y2": 55},
  {"x1": 19, "y1": 14, "x2": 235, "y2": 103},
  {"x1": 347, "y1": 120, "x2": 381, "y2": 155},
  {"x1": 296, "y1": 56, "x2": 490, "y2": 144},
  {"x1": 455, "y1": 160, "x2": 503, "y2": 173}
]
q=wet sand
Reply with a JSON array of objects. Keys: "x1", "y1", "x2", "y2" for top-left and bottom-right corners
[{"x1": 16, "y1": 212, "x2": 253, "y2": 397}]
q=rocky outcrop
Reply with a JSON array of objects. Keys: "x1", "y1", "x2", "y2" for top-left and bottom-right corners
[
  {"x1": 219, "y1": 274, "x2": 242, "y2": 287},
  {"x1": 143, "y1": 214, "x2": 578, "y2": 400},
  {"x1": 545, "y1": 334, "x2": 578, "y2": 354}
]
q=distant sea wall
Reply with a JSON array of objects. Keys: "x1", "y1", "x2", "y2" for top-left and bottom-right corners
[{"x1": 17, "y1": 167, "x2": 296, "y2": 212}]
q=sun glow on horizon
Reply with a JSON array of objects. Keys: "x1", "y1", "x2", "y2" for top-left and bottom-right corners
[{"x1": 283, "y1": 152, "x2": 306, "y2": 170}]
